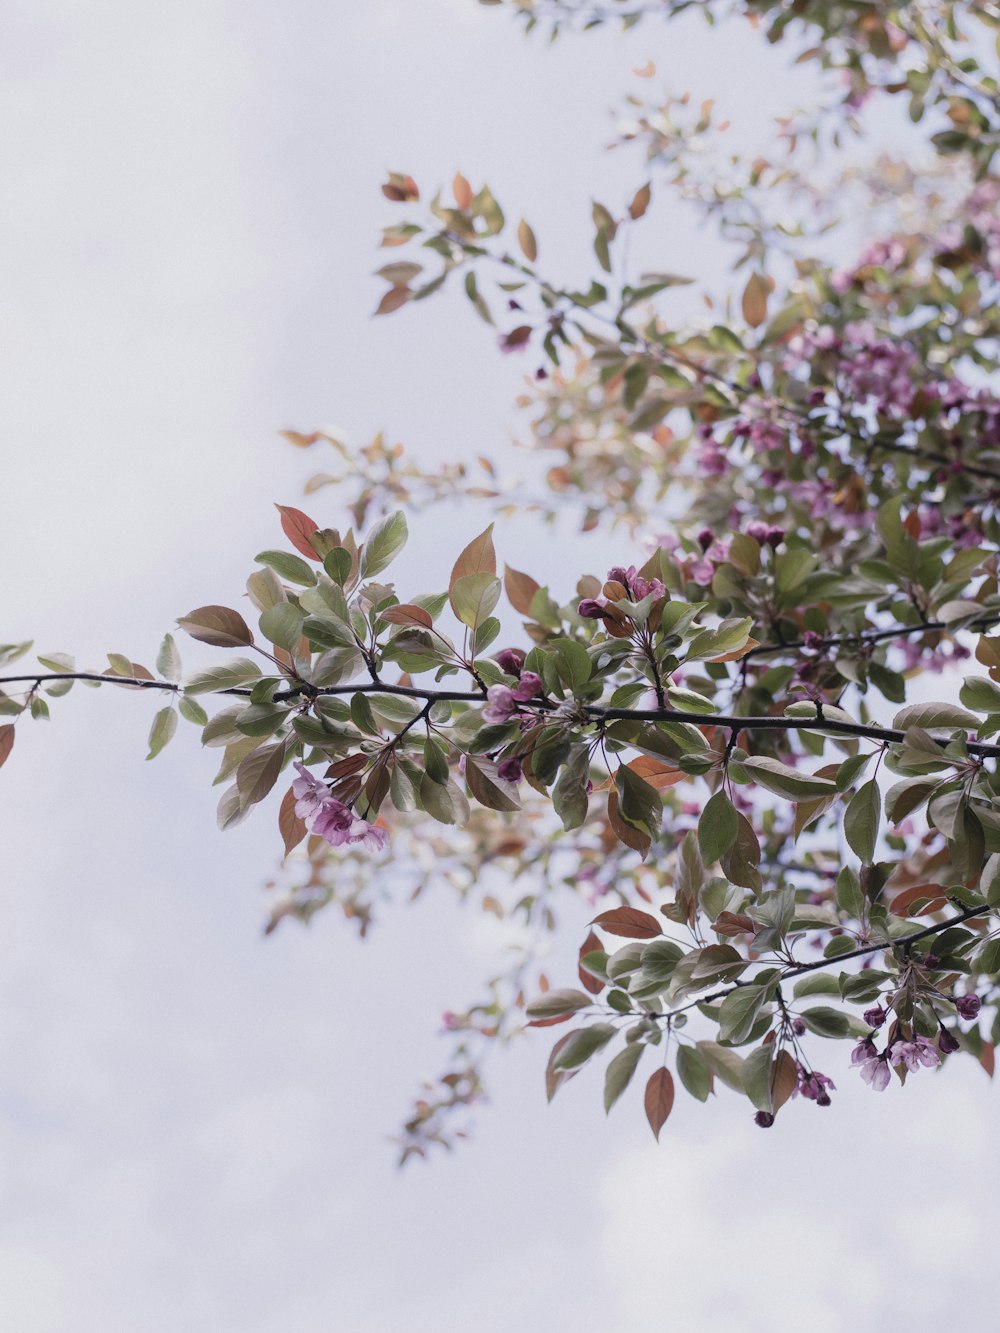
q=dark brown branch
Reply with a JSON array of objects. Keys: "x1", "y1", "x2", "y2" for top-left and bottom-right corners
[
  {"x1": 4, "y1": 674, "x2": 999, "y2": 757},
  {"x1": 644, "y1": 902, "x2": 989, "y2": 1026}
]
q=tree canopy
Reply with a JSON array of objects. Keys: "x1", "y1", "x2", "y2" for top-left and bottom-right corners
[{"x1": 6, "y1": 0, "x2": 1000, "y2": 1160}]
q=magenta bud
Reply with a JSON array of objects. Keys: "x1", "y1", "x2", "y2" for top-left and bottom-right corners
[
  {"x1": 938, "y1": 1028, "x2": 961, "y2": 1054},
  {"x1": 863, "y1": 1005, "x2": 887, "y2": 1029},
  {"x1": 696, "y1": 527, "x2": 714, "y2": 551},
  {"x1": 577, "y1": 598, "x2": 606, "y2": 620},
  {"x1": 955, "y1": 994, "x2": 981, "y2": 1020},
  {"x1": 495, "y1": 648, "x2": 525, "y2": 675},
  {"x1": 606, "y1": 566, "x2": 629, "y2": 586},
  {"x1": 754, "y1": 1111, "x2": 775, "y2": 1128},
  {"x1": 497, "y1": 757, "x2": 523, "y2": 783}
]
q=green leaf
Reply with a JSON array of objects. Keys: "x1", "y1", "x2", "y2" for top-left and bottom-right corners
[
  {"x1": 686, "y1": 617, "x2": 753, "y2": 662},
  {"x1": 179, "y1": 696, "x2": 209, "y2": 726},
  {"x1": 844, "y1": 779, "x2": 881, "y2": 863},
  {"x1": 156, "y1": 634, "x2": 182, "y2": 680},
  {"x1": 960, "y1": 676, "x2": 1000, "y2": 715},
  {"x1": 146, "y1": 706, "x2": 177, "y2": 760},
  {"x1": 799, "y1": 1006, "x2": 852, "y2": 1039},
  {"x1": 235, "y1": 741, "x2": 287, "y2": 807},
  {"x1": 259, "y1": 604, "x2": 305, "y2": 651},
  {"x1": 676, "y1": 1044, "x2": 712, "y2": 1102},
  {"x1": 184, "y1": 658, "x2": 263, "y2": 695},
  {"x1": 450, "y1": 572, "x2": 501, "y2": 630},
  {"x1": 466, "y1": 756, "x2": 521, "y2": 812},
  {"x1": 892, "y1": 701, "x2": 980, "y2": 732},
  {"x1": 696, "y1": 1040, "x2": 745, "y2": 1092},
  {"x1": 615, "y1": 765, "x2": 663, "y2": 840},
  {"x1": 361, "y1": 511, "x2": 408, "y2": 577},
  {"x1": 255, "y1": 550, "x2": 317, "y2": 587},
  {"x1": 604, "y1": 1043, "x2": 644, "y2": 1113},
  {"x1": 552, "y1": 744, "x2": 590, "y2": 831},
  {"x1": 552, "y1": 1023, "x2": 616, "y2": 1071},
  {"x1": 740, "y1": 756, "x2": 837, "y2": 801},
  {"x1": 697, "y1": 790, "x2": 739, "y2": 865},
  {"x1": 718, "y1": 985, "x2": 768, "y2": 1045}
]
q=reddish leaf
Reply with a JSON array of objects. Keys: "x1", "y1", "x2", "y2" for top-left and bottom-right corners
[
  {"x1": 177, "y1": 605, "x2": 254, "y2": 649},
  {"x1": 504, "y1": 564, "x2": 541, "y2": 617},
  {"x1": 592, "y1": 906, "x2": 662, "y2": 939},
  {"x1": 275, "y1": 504, "x2": 321, "y2": 562},
  {"x1": 381, "y1": 603, "x2": 433, "y2": 629},
  {"x1": 889, "y1": 883, "x2": 949, "y2": 917},
  {"x1": 628, "y1": 182, "x2": 652, "y2": 220},
  {"x1": 644, "y1": 1068, "x2": 675, "y2": 1140},
  {"x1": 450, "y1": 524, "x2": 496, "y2": 591},
  {"x1": 741, "y1": 271, "x2": 771, "y2": 328},
  {"x1": 0, "y1": 725, "x2": 13, "y2": 770},
  {"x1": 980, "y1": 1041, "x2": 995, "y2": 1079},
  {"x1": 452, "y1": 172, "x2": 473, "y2": 209},
  {"x1": 278, "y1": 785, "x2": 307, "y2": 857},
  {"x1": 375, "y1": 286, "x2": 411, "y2": 316},
  {"x1": 578, "y1": 930, "x2": 605, "y2": 996},
  {"x1": 770, "y1": 1049, "x2": 798, "y2": 1112}
]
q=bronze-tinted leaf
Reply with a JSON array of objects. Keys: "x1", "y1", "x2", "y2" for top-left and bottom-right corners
[
  {"x1": 504, "y1": 564, "x2": 540, "y2": 617},
  {"x1": 517, "y1": 217, "x2": 538, "y2": 262},
  {"x1": 592, "y1": 906, "x2": 662, "y2": 939},
  {"x1": 452, "y1": 172, "x2": 473, "y2": 209},
  {"x1": 382, "y1": 603, "x2": 433, "y2": 629},
  {"x1": 628, "y1": 182, "x2": 651, "y2": 220},
  {"x1": 578, "y1": 930, "x2": 605, "y2": 996},
  {"x1": 644, "y1": 1068, "x2": 675, "y2": 1140},
  {"x1": 177, "y1": 606, "x2": 254, "y2": 649},
  {"x1": 0, "y1": 724, "x2": 13, "y2": 769},
  {"x1": 741, "y1": 271, "x2": 771, "y2": 328},
  {"x1": 275, "y1": 504, "x2": 321, "y2": 562},
  {"x1": 278, "y1": 784, "x2": 307, "y2": 857},
  {"x1": 450, "y1": 524, "x2": 496, "y2": 593},
  {"x1": 375, "y1": 286, "x2": 411, "y2": 316},
  {"x1": 770, "y1": 1049, "x2": 798, "y2": 1112},
  {"x1": 236, "y1": 741, "x2": 287, "y2": 807}
]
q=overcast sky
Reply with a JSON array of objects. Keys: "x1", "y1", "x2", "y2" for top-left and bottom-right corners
[{"x1": 1, "y1": 3, "x2": 995, "y2": 1329}]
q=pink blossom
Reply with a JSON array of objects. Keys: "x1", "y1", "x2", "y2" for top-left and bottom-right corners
[
  {"x1": 292, "y1": 761, "x2": 388, "y2": 853},
  {"x1": 512, "y1": 671, "x2": 543, "y2": 701},
  {"x1": 482, "y1": 684, "x2": 517, "y2": 725},
  {"x1": 888, "y1": 1036, "x2": 940, "y2": 1072}
]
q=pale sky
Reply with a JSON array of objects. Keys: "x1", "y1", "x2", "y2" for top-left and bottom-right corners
[{"x1": 1, "y1": 3, "x2": 994, "y2": 1330}]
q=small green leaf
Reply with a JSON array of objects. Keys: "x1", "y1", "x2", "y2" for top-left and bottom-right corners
[
  {"x1": 259, "y1": 604, "x2": 305, "y2": 651},
  {"x1": 604, "y1": 1043, "x2": 643, "y2": 1113},
  {"x1": 844, "y1": 779, "x2": 881, "y2": 863},
  {"x1": 697, "y1": 790, "x2": 739, "y2": 865},
  {"x1": 361, "y1": 511, "x2": 409, "y2": 577},
  {"x1": 146, "y1": 706, "x2": 177, "y2": 760},
  {"x1": 255, "y1": 550, "x2": 317, "y2": 587}
]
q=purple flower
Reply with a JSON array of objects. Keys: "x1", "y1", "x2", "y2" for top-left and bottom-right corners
[
  {"x1": 796, "y1": 1065, "x2": 836, "y2": 1104},
  {"x1": 292, "y1": 761, "x2": 331, "y2": 823},
  {"x1": 497, "y1": 756, "x2": 523, "y2": 783},
  {"x1": 745, "y1": 520, "x2": 771, "y2": 544},
  {"x1": 852, "y1": 1038, "x2": 891, "y2": 1091},
  {"x1": 955, "y1": 994, "x2": 981, "y2": 1021},
  {"x1": 512, "y1": 671, "x2": 543, "y2": 702},
  {"x1": 293, "y1": 763, "x2": 388, "y2": 853},
  {"x1": 607, "y1": 566, "x2": 629, "y2": 586},
  {"x1": 863, "y1": 1004, "x2": 887, "y2": 1029},
  {"x1": 888, "y1": 1036, "x2": 940, "y2": 1072},
  {"x1": 577, "y1": 598, "x2": 606, "y2": 620},
  {"x1": 482, "y1": 684, "x2": 517, "y2": 725}
]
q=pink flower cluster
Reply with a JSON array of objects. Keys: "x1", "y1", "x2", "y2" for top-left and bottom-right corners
[
  {"x1": 852, "y1": 1034, "x2": 940, "y2": 1091},
  {"x1": 482, "y1": 671, "x2": 543, "y2": 724},
  {"x1": 292, "y1": 762, "x2": 388, "y2": 852}
]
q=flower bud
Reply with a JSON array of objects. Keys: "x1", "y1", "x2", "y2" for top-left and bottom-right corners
[
  {"x1": 577, "y1": 598, "x2": 606, "y2": 620},
  {"x1": 495, "y1": 648, "x2": 525, "y2": 675},
  {"x1": 955, "y1": 994, "x2": 981, "y2": 1021},
  {"x1": 754, "y1": 1111, "x2": 775, "y2": 1128}
]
